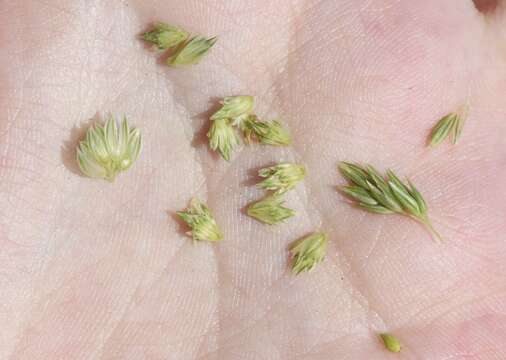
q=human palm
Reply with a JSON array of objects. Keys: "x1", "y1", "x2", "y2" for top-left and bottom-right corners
[{"x1": 2, "y1": 1, "x2": 506, "y2": 359}]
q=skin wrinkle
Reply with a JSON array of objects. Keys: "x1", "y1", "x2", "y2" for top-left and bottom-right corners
[
  {"x1": 356, "y1": 221, "x2": 385, "y2": 269},
  {"x1": 282, "y1": 15, "x2": 390, "y2": 345},
  {"x1": 408, "y1": 288, "x2": 506, "y2": 328},
  {"x1": 96, "y1": 245, "x2": 191, "y2": 354},
  {"x1": 288, "y1": 152, "x2": 386, "y2": 356},
  {"x1": 165, "y1": 93, "x2": 224, "y2": 359},
  {"x1": 7, "y1": 27, "x2": 211, "y2": 358},
  {"x1": 202, "y1": 271, "x2": 357, "y2": 359},
  {"x1": 139, "y1": 3, "x2": 297, "y2": 355},
  {"x1": 425, "y1": 291, "x2": 506, "y2": 332},
  {"x1": 404, "y1": 286, "x2": 506, "y2": 331},
  {"x1": 11, "y1": 256, "x2": 111, "y2": 353},
  {"x1": 94, "y1": 191, "x2": 205, "y2": 353},
  {"x1": 158, "y1": 86, "x2": 225, "y2": 360},
  {"x1": 215, "y1": 137, "x2": 378, "y2": 354},
  {"x1": 195, "y1": 5, "x2": 281, "y2": 82},
  {"x1": 450, "y1": 242, "x2": 504, "y2": 266},
  {"x1": 281, "y1": 6, "x2": 384, "y2": 336},
  {"x1": 0, "y1": 82, "x2": 27, "y2": 144},
  {"x1": 289, "y1": 336, "x2": 367, "y2": 360},
  {"x1": 208, "y1": 243, "x2": 350, "y2": 348},
  {"x1": 296, "y1": 121, "x2": 466, "y2": 338},
  {"x1": 200, "y1": 296, "x2": 287, "y2": 357}
]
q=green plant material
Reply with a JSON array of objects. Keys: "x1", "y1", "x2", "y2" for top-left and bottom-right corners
[
  {"x1": 380, "y1": 333, "x2": 401, "y2": 353},
  {"x1": 429, "y1": 113, "x2": 457, "y2": 146},
  {"x1": 142, "y1": 22, "x2": 189, "y2": 50},
  {"x1": 246, "y1": 195, "x2": 295, "y2": 225},
  {"x1": 452, "y1": 109, "x2": 466, "y2": 144},
  {"x1": 76, "y1": 114, "x2": 142, "y2": 181},
  {"x1": 167, "y1": 36, "x2": 217, "y2": 66},
  {"x1": 211, "y1": 96, "x2": 254, "y2": 121},
  {"x1": 429, "y1": 108, "x2": 467, "y2": 146},
  {"x1": 338, "y1": 162, "x2": 442, "y2": 242},
  {"x1": 177, "y1": 198, "x2": 223, "y2": 242},
  {"x1": 290, "y1": 232, "x2": 327, "y2": 274},
  {"x1": 258, "y1": 163, "x2": 306, "y2": 195},
  {"x1": 207, "y1": 117, "x2": 240, "y2": 161},
  {"x1": 243, "y1": 115, "x2": 291, "y2": 146}
]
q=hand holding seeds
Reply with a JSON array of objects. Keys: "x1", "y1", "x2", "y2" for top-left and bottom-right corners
[{"x1": 63, "y1": 12, "x2": 497, "y2": 358}]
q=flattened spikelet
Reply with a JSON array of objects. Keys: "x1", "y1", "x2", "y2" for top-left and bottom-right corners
[{"x1": 338, "y1": 162, "x2": 442, "y2": 242}]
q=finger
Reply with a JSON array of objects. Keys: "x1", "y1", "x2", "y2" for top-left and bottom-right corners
[
  {"x1": 472, "y1": 0, "x2": 503, "y2": 14},
  {"x1": 472, "y1": 0, "x2": 506, "y2": 45}
]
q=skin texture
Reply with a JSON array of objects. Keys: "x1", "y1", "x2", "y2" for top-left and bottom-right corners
[{"x1": 1, "y1": 0, "x2": 506, "y2": 359}]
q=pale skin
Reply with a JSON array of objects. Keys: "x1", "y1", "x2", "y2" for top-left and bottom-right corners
[{"x1": 1, "y1": 0, "x2": 506, "y2": 359}]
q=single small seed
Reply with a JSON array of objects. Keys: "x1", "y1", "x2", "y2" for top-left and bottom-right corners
[
  {"x1": 429, "y1": 106, "x2": 468, "y2": 147},
  {"x1": 380, "y1": 333, "x2": 401, "y2": 353}
]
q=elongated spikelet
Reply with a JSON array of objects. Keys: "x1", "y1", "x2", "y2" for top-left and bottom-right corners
[{"x1": 338, "y1": 162, "x2": 442, "y2": 242}]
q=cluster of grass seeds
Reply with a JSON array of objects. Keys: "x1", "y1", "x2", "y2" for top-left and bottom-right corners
[
  {"x1": 71, "y1": 19, "x2": 471, "y2": 354},
  {"x1": 142, "y1": 22, "x2": 216, "y2": 66},
  {"x1": 207, "y1": 96, "x2": 291, "y2": 161}
]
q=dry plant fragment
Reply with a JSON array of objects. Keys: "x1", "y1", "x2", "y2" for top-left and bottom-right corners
[
  {"x1": 177, "y1": 199, "x2": 223, "y2": 242},
  {"x1": 142, "y1": 22, "x2": 188, "y2": 50},
  {"x1": 168, "y1": 36, "x2": 217, "y2": 66},
  {"x1": 246, "y1": 195, "x2": 295, "y2": 225},
  {"x1": 429, "y1": 107, "x2": 467, "y2": 146},
  {"x1": 290, "y1": 232, "x2": 327, "y2": 274},
  {"x1": 207, "y1": 118, "x2": 240, "y2": 161},
  {"x1": 380, "y1": 333, "x2": 401, "y2": 353},
  {"x1": 76, "y1": 114, "x2": 142, "y2": 181},
  {"x1": 258, "y1": 163, "x2": 306, "y2": 195},
  {"x1": 338, "y1": 162, "x2": 442, "y2": 242}
]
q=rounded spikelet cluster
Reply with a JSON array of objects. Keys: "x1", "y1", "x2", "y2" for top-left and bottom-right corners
[
  {"x1": 207, "y1": 96, "x2": 292, "y2": 161},
  {"x1": 290, "y1": 232, "x2": 327, "y2": 274},
  {"x1": 211, "y1": 96, "x2": 254, "y2": 121},
  {"x1": 76, "y1": 114, "x2": 142, "y2": 181},
  {"x1": 243, "y1": 117, "x2": 291, "y2": 146},
  {"x1": 246, "y1": 195, "x2": 295, "y2": 225},
  {"x1": 177, "y1": 199, "x2": 223, "y2": 242},
  {"x1": 258, "y1": 163, "x2": 306, "y2": 195},
  {"x1": 142, "y1": 22, "x2": 189, "y2": 50},
  {"x1": 207, "y1": 118, "x2": 240, "y2": 161}
]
